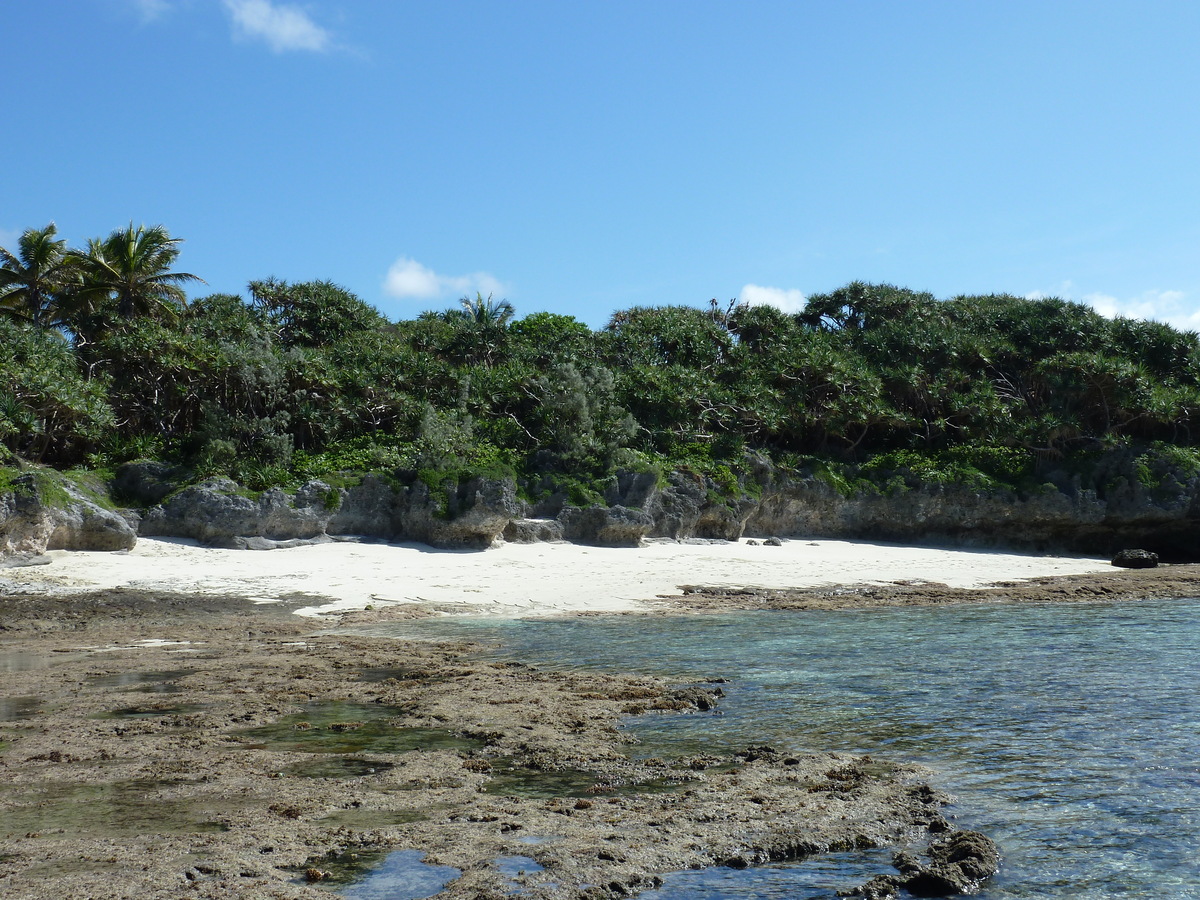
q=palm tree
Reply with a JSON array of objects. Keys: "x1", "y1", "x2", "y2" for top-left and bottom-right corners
[
  {"x1": 445, "y1": 293, "x2": 515, "y2": 365},
  {"x1": 75, "y1": 223, "x2": 203, "y2": 325},
  {"x1": 0, "y1": 223, "x2": 78, "y2": 327},
  {"x1": 458, "y1": 292, "x2": 515, "y2": 327}
]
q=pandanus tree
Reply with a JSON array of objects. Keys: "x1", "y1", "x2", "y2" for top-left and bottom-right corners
[
  {"x1": 0, "y1": 223, "x2": 78, "y2": 328},
  {"x1": 71, "y1": 223, "x2": 203, "y2": 339}
]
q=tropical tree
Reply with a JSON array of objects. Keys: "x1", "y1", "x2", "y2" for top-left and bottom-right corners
[
  {"x1": 71, "y1": 223, "x2": 202, "y2": 337},
  {"x1": 437, "y1": 293, "x2": 517, "y2": 365},
  {"x1": 0, "y1": 223, "x2": 78, "y2": 328},
  {"x1": 248, "y1": 277, "x2": 386, "y2": 348},
  {"x1": 0, "y1": 318, "x2": 114, "y2": 463},
  {"x1": 458, "y1": 292, "x2": 515, "y2": 327}
]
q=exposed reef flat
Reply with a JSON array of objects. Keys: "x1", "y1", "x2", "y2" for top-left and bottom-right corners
[
  {"x1": 658, "y1": 563, "x2": 1200, "y2": 612},
  {"x1": 1, "y1": 590, "x2": 954, "y2": 900},
  {"x1": 4, "y1": 561, "x2": 1177, "y2": 897}
]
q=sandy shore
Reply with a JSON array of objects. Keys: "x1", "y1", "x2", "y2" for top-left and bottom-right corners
[{"x1": 2, "y1": 537, "x2": 1117, "y2": 618}]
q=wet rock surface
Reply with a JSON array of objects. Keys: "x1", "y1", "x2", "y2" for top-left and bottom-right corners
[
  {"x1": 841, "y1": 829, "x2": 1001, "y2": 897},
  {"x1": 0, "y1": 590, "x2": 952, "y2": 899},
  {"x1": 666, "y1": 563, "x2": 1200, "y2": 612}
]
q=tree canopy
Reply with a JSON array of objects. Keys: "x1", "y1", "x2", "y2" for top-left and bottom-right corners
[{"x1": 4, "y1": 223, "x2": 1200, "y2": 498}]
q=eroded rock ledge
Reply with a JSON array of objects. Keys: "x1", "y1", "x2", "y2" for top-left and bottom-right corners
[
  {"x1": 0, "y1": 471, "x2": 136, "y2": 564},
  {"x1": 124, "y1": 454, "x2": 1200, "y2": 558},
  {"x1": 7, "y1": 446, "x2": 1200, "y2": 561}
]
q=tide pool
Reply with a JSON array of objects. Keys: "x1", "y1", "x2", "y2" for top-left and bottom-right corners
[{"x1": 367, "y1": 597, "x2": 1200, "y2": 898}]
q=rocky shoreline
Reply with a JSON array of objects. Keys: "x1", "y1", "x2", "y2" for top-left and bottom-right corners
[
  {"x1": 7, "y1": 448, "x2": 1200, "y2": 567},
  {"x1": 0, "y1": 587, "x2": 1009, "y2": 900},
  {"x1": 656, "y1": 562, "x2": 1200, "y2": 612}
]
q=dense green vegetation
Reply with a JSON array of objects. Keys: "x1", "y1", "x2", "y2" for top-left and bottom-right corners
[{"x1": 4, "y1": 223, "x2": 1200, "y2": 499}]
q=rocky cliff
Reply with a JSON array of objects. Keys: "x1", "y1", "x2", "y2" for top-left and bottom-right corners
[
  {"x1": 131, "y1": 469, "x2": 521, "y2": 551},
  {"x1": 4, "y1": 453, "x2": 1199, "y2": 562},
  {"x1": 0, "y1": 470, "x2": 136, "y2": 566}
]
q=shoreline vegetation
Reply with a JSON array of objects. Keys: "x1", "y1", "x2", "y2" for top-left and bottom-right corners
[{"x1": 6, "y1": 223, "x2": 1200, "y2": 565}]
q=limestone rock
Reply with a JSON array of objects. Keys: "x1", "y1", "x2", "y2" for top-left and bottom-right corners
[
  {"x1": 139, "y1": 474, "x2": 518, "y2": 551},
  {"x1": 1, "y1": 472, "x2": 136, "y2": 560},
  {"x1": 112, "y1": 460, "x2": 183, "y2": 506},
  {"x1": 559, "y1": 505, "x2": 654, "y2": 546},
  {"x1": 394, "y1": 477, "x2": 519, "y2": 549},
  {"x1": 0, "y1": 476, "x2": 54, "y2": 556},
  {"x1": 139, "y1": 478, "x2": 278, "y2": 547},
  {"x1": 503, "y1": 518, "x2": 564, "y2": 543}
]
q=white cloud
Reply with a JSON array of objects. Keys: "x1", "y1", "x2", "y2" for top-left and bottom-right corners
[
  {"x1": 130, "y1": 0, "x2": 170, "y2": 21},
  {"x1": 1081, "y1": 289, "x2": 1198, "y2": 331},
  {"x1": 1024, "y1": 280, "x2": 1076, "y2": 302},
  {"x1": 383, "y1": 256, "x2": 506, "y2": 303},
  {"x1": 739, "y1": 283, "x2": 806, "y2": 314},
  {"x1": 1022, "y1": 284, "x2": 1198, "y2": 332},
  {"x1": 223, "y1": 0, "x2": 331, "y2": 53}
]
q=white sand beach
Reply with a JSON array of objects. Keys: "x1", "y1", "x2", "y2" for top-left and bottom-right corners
[{"x1": 2, "y1": 537, "x2": 1116, "y2": 618}]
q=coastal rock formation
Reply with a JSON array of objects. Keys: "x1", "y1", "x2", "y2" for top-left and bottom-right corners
[
  {"x1": 1111, "y1": 548, "x2": 1159, "y2": 568},
  {"x1": 136, "y1": 471, "x2": 519, "y2": 550},
  {"x1": 559, "y1": 505, "x2": 654, "y2": 546},
  {"x1": 1, "y1": 472, "x2": 136, "y2": 564},
  {"x1": 503, "y1": 517, "x2": 564, "y2": 543},
  {"x1": 8, "y1": 442, "x2": 1200, "y2": 561},
  {"x1": 842, "y1": 829, "x2": 1000, "y2": 898},
  {"x1": 608, "y1": 453, "x2": 1200, "y2": 561},
  {"x1": 391, "y1": 477, "x2": 520, "y2": 549},
  {"x1": 139, "y1": 478, "x2": 329, "y2": 547}
]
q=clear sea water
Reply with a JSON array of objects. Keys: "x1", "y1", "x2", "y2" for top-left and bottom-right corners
[{"x1": 364, "y1": 596, "x2": 1200, "y2": 898}]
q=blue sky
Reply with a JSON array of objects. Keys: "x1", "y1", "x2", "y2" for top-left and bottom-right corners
[{"x1": 4, "y1": 0, "x2": 1198, "y2": 329}]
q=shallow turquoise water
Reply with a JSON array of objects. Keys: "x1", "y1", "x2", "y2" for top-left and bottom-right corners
[{"x1": 363, "y1": 597, "x2": 1200, "y2": 898}]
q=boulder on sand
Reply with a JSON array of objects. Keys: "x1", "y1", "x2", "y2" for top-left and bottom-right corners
[{"x1": 1111, "y1": 548, "x2": 1159, "y2": 568}]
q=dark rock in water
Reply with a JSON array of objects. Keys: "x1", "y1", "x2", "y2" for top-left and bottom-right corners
[
  {"x1": 763, "y1": 536, "x2": 784, "y2": 546},
  {"x1": 845, "y1": 829, "x2": 999, "y2": 898},
  {"x1": 1111, "y1": 548, "x2": 1159, "y2": 568},
  {"x1": 666, "y1": 686, "x2": 723, "y2": 711},
  {"x1": 893, "y1": 829, "x2": 1000, "y2": 896},
  {"x1": 839, "y1": 874, "x2": 902, "y2": 899},
  {"x1": 928, "y1": 829, "x2": 1001, "y2": 883},
  {"x1": 745, "y1": 539, "x2": 760, "y2": 546}
]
